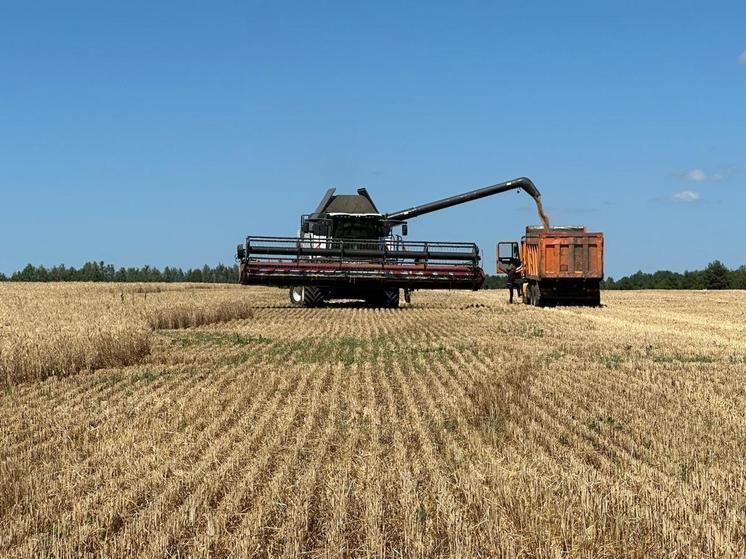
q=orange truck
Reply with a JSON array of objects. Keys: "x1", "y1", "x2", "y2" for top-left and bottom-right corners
[{"x1": 497, "y1": 226, "x2": 604, "y2": 306}]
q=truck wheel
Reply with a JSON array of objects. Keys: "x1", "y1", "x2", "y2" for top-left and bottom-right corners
[{"x1": 289, "y1": 287, "x2": 304, "y2": 306}]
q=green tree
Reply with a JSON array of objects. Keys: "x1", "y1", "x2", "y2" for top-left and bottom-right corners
[
  {"x1": 703, "y1": 260, "x2": 730, "y2": 290},
  {"x1": 731, "y1": 266, "x2": 746, "y2": 289}
]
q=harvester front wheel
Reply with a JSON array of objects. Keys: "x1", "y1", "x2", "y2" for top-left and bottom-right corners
[{"x1": 289, "y1": 287, "x2": 304, "y2": 306}]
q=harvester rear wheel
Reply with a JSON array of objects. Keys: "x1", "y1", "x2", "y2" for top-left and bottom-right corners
[
  {"x1": 383, "y1": 288, "x2": 400, "y2": 308},
  {"x1": 303, "y1": 287, "x2": 325, "y2": 307},
  {"x1": 365, "y1": 289, "x2": 400, "y2": 308}
]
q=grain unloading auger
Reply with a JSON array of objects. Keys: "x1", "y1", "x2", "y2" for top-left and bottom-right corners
[{"x1": 237, "y1": 177, "x2": 543, "y2": 307}]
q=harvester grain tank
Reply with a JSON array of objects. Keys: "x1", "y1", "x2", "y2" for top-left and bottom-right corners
[
  {"x1": 237, "y1": 177, "x2": 544, "y2": 307},
  {"x1": 498, "y1": 226, "x2": 604, "y2": 306}
]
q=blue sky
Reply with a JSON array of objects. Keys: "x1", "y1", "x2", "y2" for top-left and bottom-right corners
[{"x1": 1, "y1": 1, "x2": 744, "y2": 277}]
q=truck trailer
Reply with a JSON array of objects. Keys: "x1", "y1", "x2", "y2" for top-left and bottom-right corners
[{"x1": 498, "y1": 226, "x2": 604, "y2": 307}]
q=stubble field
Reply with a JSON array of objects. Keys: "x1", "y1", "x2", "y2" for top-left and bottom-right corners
[{"x1": 1, "y1": 284, "x2": 744, "y2": 558}]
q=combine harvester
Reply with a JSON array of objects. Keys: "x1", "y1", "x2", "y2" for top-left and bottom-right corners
[{"x1": 237, "y1": 177, "x2": 543, "y2": 307}]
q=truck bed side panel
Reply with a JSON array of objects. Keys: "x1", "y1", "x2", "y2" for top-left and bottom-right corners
[{"x1": 522, "y1": 230, "x2": 604, "y2": 280}]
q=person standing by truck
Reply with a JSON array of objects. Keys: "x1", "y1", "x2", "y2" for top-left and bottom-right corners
[{"x1": 507, "y1": 258, "x2": 524, "y2": 304}]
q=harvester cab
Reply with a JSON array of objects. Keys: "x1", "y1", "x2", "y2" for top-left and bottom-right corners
[{"x1": 237, "y1": 177, "x2": 544, "y2": 307}]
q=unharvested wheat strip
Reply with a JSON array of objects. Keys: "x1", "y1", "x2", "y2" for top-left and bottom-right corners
[
  {"x1": 225, "y1": 365, "x2": 343, "y2": 557},
  {"x1": 110, "y1": 365, "x2": 309, "y2": 557},
  {"x1": 16, "y1": 364, "x2": 261, "y2": 554}
]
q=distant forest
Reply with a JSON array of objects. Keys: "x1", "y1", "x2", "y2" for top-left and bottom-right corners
[
  {"x1": 0, "y1": 262, "x2": 238, "y2": 284},
  {"x1": 486, "y1": 260, "x2": 743, "y2": 290},
  {"x1": 1, "y1": 260, "x2": 744, "y2": 289}
]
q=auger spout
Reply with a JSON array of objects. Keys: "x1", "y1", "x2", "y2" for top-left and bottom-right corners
[{"x1": 385, "y1": 177, "x2": 542, "y2": 221}]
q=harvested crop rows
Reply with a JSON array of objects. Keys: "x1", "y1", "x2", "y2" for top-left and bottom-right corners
[{"x1": 1, "y1": 286, "x2": 745, "y2": 558}]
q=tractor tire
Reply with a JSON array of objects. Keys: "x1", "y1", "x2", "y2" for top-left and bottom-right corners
[
  {"x1": 365, "y1": 289, "x2": 399, "y2": 308},
  {"x1": 383, "y1": 288, "x2": 400, "y2": 308},
  {"x1": 303, "y1": 286, "x2": 325, "y2": 307},
  {"x1": 289, "y1": 286, "x2": 304, "y2": 306}
]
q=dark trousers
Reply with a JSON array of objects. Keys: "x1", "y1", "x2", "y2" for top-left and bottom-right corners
[{"x1": 508, "y1": 283, "x2": 523, "y2": 303}]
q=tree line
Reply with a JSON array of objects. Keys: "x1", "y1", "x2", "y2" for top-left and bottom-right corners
[
  {"x1": 601, "y1": 261, "x2": 745, "y2": 290},
  {"x1": 0, "y1": 262, "x2": 239, "y2": 283},
  {"x1": 1, "y1": 260, "x2": 743, "y2": 289},
  {"x1": 485, "y1": 260, "x2": 744, "y2": 290}
]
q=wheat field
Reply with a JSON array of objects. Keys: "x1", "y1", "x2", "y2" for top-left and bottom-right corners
[{"x1": 1, "y1": 284, "x2": 744, "y2": 558}]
